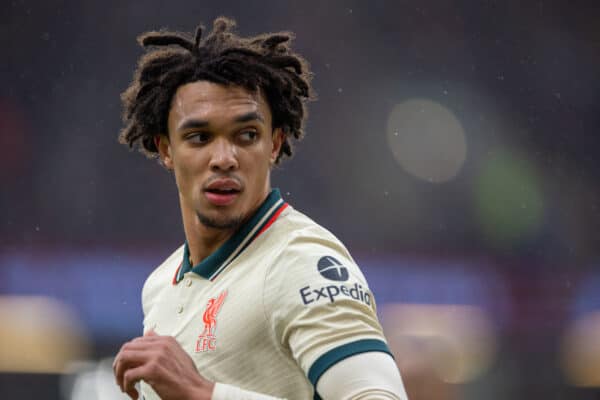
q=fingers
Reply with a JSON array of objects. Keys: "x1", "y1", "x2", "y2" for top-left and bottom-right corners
[
  {"x1": 122, "y1": 366, "x2": 144, "y2": 400},
  {"x1": 113, "y1": 335, "x2": 174, "y2": 395},
  {"x1": 114, "y1": 349, "x2": 150, "y2": 392},
  {"x1": 113, "y1": 334, "x2": 202, "y2": 399},
  {"x1": 126, "y1": 385, "x2": 139, "y2": 400},
  {"x1": 113, "y1": 336, "x2": 158, "y2": 392}
]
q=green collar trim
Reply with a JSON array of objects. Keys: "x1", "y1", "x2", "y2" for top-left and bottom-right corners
[{"x1": 176, "y1": 189, "x2": 285, "y2": 282}]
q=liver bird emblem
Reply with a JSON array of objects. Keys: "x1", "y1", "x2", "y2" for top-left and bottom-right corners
[{"x1": 201, "y1": 290, "x2": 227, "y2": 336}]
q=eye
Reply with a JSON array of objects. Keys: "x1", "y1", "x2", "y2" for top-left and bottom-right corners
[
  {"x1": 238, "y1": 130, "x2": 258, "y2": 143},
  {"x1": 187, "y1": 132, "x2": 211, "y2": 144}
]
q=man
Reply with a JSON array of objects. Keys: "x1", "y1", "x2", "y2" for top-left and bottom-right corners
[{"x1": 113, "y1": 17, "x2": 408, "y2": 400}]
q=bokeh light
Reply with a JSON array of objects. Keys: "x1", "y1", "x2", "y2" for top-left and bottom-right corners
[
  {"x1": 474, "y1": 149, "x2": 545, "y2": 246},
  {"x1": 381, "y1": 303, "x2": 496, "y2": 384},
  {"x1": 387, "y1": 98, "x2": 467, "y2": 183},
  {"x1": 0, "y1": 296, "x2": 90, "y2": 373},
  {"x1": 561, "y1": 311, "x2": 600, "y2": 387}
]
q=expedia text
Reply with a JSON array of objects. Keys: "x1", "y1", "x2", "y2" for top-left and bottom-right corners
[{"x1": 299, "y1": 283, "x2": 371, "y2": 306}]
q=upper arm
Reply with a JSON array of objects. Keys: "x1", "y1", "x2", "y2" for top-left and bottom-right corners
[
  {"x1": 316, "y1": 352, "x2": 408, "y2": 400},
  {"x1": 264, "y1": 233, "x2": 395, "y2": 393}
]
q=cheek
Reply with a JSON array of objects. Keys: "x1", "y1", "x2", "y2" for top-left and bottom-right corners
[
  {"x1": 172, "y1": 152, "x2": 206, "y2": 195},
  {"x1": 247, "y1": 148, "x2": 272, "y2": 176}
]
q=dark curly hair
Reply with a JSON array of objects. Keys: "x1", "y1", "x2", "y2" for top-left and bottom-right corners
[{"x1": 119, "y1": 17, "x2": 314, "y2": 163}]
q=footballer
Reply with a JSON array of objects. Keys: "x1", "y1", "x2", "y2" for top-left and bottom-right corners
[{"x1": 113, "y1": 17, "x2": 408, "y2": 400}]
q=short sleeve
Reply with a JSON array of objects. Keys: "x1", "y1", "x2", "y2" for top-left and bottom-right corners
[{"x1": 263, "y1": 232, "x2": 393, "y2": 390}]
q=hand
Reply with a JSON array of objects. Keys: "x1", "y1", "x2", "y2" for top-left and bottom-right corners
[{"x1": 113, "y1": 331, "x2": 215, "y2": 400}]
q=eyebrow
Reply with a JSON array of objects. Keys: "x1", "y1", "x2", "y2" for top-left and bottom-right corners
[
  {"x1": 178, "y1": 119, "x2": 209, "y2": 131},
  {"x1": 177, "y1": 112, "x2": 265, "y2": 132},
  {"x1": 234, "y1": 111, "x2": 264, "y2": 124}
]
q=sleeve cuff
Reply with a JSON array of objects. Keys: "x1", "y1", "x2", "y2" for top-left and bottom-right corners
[{"x1": 307, "y1": 339, "x2": 393, "y2": 388}]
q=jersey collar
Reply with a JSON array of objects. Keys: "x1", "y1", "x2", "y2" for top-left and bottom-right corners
[{"x1": 175, "y1": 188, "x2": 288, "y2": 283}]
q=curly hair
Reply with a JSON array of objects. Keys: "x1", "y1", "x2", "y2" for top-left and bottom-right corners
[{"x1": 119, "y1": 17, "x2": 314, "y2": 163}]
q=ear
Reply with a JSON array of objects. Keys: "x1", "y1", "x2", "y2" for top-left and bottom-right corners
[
  {"x1": 270, "y1": 128, "x2": 284, "y2": 165},
  {"x1": 155, "y1": 135, "x2": 173, "y2": 169}
]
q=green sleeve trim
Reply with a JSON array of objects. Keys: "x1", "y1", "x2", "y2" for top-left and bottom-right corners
[{"x1": 308, "y1": 338, "x2": 393, "y2": 399}]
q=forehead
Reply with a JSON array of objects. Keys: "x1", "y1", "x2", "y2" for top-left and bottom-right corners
[{"x1": 168, "y1": 81, "x2": 271, "y2": 128}]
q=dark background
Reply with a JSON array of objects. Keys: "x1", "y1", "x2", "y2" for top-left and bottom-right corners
[{"x1": 1, "y1": 1, "x2": 599, "y2": 399}]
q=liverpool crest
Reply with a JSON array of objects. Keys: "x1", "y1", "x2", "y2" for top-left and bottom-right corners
[{"x1": 195, "y1": 290, "x2": 227, "y2": 352}]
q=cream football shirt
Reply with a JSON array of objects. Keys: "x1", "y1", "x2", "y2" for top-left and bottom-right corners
[{"x1": 140, "y1": 189, "x2": 393, "y2": 400}]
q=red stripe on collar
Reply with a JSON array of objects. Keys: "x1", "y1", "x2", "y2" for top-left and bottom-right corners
[
  {"x1": 172, "y1": 262, "x2": 182, "y2": 285},
  {"x1": 256, "y1": 203, "x2": 288, "y2": 238}
]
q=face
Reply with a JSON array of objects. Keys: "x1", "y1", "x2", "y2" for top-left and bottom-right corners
[{"x1": 158, "y1": 81, "x2": 283, "y2": 231}]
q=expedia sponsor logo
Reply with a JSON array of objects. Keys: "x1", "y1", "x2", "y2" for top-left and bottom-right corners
[
  {"x1": 317, "y1": 256, "x2": 349, "y2": 281},
  {"x1": 299, "y1": 282, "x2": 371, "y2": 306}
]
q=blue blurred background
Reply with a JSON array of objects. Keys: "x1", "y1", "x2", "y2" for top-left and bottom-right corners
[{"x1": 1, "y1": 1, "x2": 600, "y2": 399}]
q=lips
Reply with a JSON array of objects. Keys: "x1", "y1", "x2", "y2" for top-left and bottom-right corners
[{"x1": 203, "y1": 178, "x2": 242, "y2": 206}]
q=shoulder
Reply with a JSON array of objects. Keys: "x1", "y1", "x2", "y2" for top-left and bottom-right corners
[
  {"x1": 267, "y1": 205, "x2": 366, "y2": 284},
  {"x1": 276, "y1": 205, "x2": 343, "y2": 242},
  {"x1": 141, "y1": 244, "x2": 185, "y2": 315},
  {"x1": 263, "y1": 206, "x2": 373, "y2": 316},
  {"x1": 262, "y1": 207, "x2": 389, "y2": 381}
]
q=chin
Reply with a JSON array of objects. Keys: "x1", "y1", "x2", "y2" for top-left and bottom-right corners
[{"x1": 196, "y1": 211, "x2": 243, "y2": 230}]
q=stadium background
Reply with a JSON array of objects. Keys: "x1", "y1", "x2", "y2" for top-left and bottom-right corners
[{"x1": 1, "y1": 1, "x2": 599, "y2": 399}]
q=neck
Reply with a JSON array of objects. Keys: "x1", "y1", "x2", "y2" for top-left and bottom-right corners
[
  {"x1": 180, "y1": 187, "x2": 272, "y2": 267},
  {"x1": 181, "y1": 207, "x2": 234, "y2": 266}
]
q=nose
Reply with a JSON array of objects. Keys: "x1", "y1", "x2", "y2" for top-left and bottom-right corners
[{"x1": 208, "y1": 138, "x2": 239, "y2": 172}]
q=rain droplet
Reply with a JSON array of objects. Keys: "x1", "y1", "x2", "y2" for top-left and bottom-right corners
[
  {"x1": 337, "y1": 88, "x2": 343, "y2": 93},
  {"x1": 35, "y1": 226, "x2": 40, "y2": 232}
]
